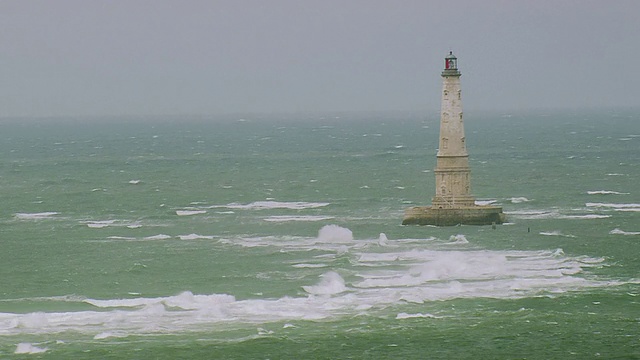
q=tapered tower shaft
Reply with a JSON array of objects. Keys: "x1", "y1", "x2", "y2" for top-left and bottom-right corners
[{"x1": 432, "y1": 52, "x2": 475, "y2": 208}]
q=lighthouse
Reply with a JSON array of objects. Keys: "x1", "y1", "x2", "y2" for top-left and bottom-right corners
[{"x1": 403, "y1": 52, "x2": 505, "y2": 226}]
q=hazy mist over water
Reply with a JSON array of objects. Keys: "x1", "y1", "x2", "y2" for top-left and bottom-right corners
[
  {"x1": 2, "y1": 0, "x2": 639, "y2": 118},
  {"x1": 1, "y1": 1, "x2": 640, "y2": 358},
  {"x1": 1, "y1": 111, "x2": 639, "y2": 358}
]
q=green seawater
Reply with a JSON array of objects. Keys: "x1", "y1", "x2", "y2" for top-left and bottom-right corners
[{"x1": 1, "y1": 110, "x2": 639, "y2": 359}]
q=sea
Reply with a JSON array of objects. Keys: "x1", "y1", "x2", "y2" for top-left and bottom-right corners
[{"x1": 1, "y1": 109, "x2": 638, "y2": 359}]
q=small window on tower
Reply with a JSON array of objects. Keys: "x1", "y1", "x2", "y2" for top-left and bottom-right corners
[{"x1": 457, "y1": 90, "x2": 461, "y2": 99}]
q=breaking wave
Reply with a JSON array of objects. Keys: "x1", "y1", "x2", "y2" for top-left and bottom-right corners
[
  {"x1": 13, "y1": 212, "x2": 59, "y2": 220},
  {"x1": 609, "y1": 228, "x2": 640, "y2": 236},
  {"x1": 587, "y1": 190, "x2": 629, "y2": 195},
  {"x1": 224, "y1": 201, "x2": 330, "y2": 210},
  {"x1": 0, "y1": 226, "x2": 623, "y2": 340}
]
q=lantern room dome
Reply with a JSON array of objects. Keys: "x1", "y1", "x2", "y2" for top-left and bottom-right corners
[{"x1": 442, "y1": 51, "x2": 460, "y2": 76}]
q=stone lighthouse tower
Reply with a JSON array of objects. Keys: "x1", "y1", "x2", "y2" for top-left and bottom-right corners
[{"x1": 403, "y1": 52, "x2": 505, "y2": 226}]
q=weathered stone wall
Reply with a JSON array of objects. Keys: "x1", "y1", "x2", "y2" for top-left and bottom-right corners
[
  {"x1": 432, "y1": 69, "x2": 474, "y2": 206},
  {"x1": 402, "y1": 206, "x2": 506, "y2": 226}
]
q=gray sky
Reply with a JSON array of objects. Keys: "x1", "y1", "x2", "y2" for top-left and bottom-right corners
[{"x1": 1, "y1": 0, "x2": 639, "y2": 118}]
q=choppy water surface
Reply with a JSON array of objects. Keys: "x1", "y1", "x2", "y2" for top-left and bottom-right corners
[{"x1": 1, "y1": 110, "x2": 639, "y2": 358}]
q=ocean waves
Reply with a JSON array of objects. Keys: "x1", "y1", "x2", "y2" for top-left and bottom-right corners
[{"x1": 0, "y1": 225, "x2": 622, "y2": 341}]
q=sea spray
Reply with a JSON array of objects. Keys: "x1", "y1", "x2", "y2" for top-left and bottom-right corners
[{"x1": 302, "y1": 272, "x2": 347, "y2": 295}]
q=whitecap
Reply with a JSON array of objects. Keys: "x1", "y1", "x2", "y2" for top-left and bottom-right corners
[
  {"x1": 107, "y1": 236, "x2": 136, "y2": 241},
  {"x1": 539, "y1": 231, "x2": 576, "y2": 238},
  {"x1": 94, "y1": 331, "x2": 127, "y2": 340},
  {"x1": 586, "y1": 203, "x2": 640, "y2": 211},
  {"x1": 178, "y1": 234, "x2": 214, "y2": 240},
  {"x1": 14, "y1": 212, "x2": 58, "y2": 220},
  {"x1": 176, "y1": 210, "x2": 207, "y2": 216},
  {"x1": 302, "y1": 271, "x2": 347, "y2": 296},
  {"x1": 378, "y1": 233, "x2": 389, "y2": 246},
  {"x1": 263, "y1": 215, "x2": 334, "y2": 222},
  {"x1": 448, "y1": 234, "x2": 469, "y2": 244},
  {"x1": 15, "y1": 343, "x2": 48, "y2": 354},
  {"x1": 509, "y1": 197, "x2": 530, "y2": 203},
  {"x1": 224, "y1": 201, "x2": 330, "y2": 210},
  {"x1": 396, "y1": 313, "x2": 438, "y2": 319},
  {"x1": 0, "y1": 248, "x2": 621, "y2": 338},
  {"x1": 86, "y1": 220, "x2": 116, "y2": 228},
  {"x1": 128, "y1": 180, "x2": 141, "y2": 185},
  {"x1": 609, "y1": 228, "x2": 640, "y2": 235},
  {"x1": 143, "y1": 234, "x2": 172, "y2": 240},
  {"x1": 475, "y1": 199, "x2": 497, "y2": 206},
  {"x1": 317, "y1": 225, "x2": 353, "y2": 243},
  {"x1": 587, "y1": 190, "x2": 629, "y2": 195},
  {"x1": 506, "y1": 210, "x2": 558, "y2": 219},
  {"x1": 559, "y1": 214, "x2": 610, "y2": 219},
  {"x1": 291, "y1": 263, "x2": 328, "y2": 268}
]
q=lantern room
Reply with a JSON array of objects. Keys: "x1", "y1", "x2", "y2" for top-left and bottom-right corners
[{"x1": 444, "y1": 51, "x2": 457, "y2": 70}]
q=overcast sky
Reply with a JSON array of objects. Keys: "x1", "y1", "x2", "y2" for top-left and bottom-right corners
[{"x1": 1, "y1": 0, "x2": 639, "y2": 118}]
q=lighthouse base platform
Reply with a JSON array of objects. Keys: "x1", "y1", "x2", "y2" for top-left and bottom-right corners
[{"x1": 402, "y1": 205, "x2": 506, "y2": 226}]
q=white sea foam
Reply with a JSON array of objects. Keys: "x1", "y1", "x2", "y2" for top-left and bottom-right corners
[
  {"x1": 143, "y1": 234, "x2": 172, "y2": 240},
  {"x1": 106, "y1": 236, "x2": 137, "y2": 241},
  {"x1": 291, "y1": 263, "x2": 329, "y2": 268},
  {"x1": 263, "y1": 215, "x2": 335, "y2": 222},
  {"x1": 15, "y1": 343, "x2": 48, "y2": 354},
  {"x1": 85, "y1": 220, "x2": 144, "y2": 229},
  {"x1": 176, "y1": 210, "x2": 207, "y2": 216},
  {"x1": 448, "y1": 234, "x2": 469, "y2": 244},
  {"x1": 178, "y1": 234, "x2": 214, "y2": 240},
  {"x1": 506, "y1": 210, "x2": 559, "y2": 219},
  {"x1": 224, "y1": 201, "x2": 330, "y2": 210},
  {"x1": 302, "y1": 271, "x2": 347, "y2": 295},
  {"x1": 86, "y1": 220, "x2": 116, "y2": 228},
  {"x1": 317, "y1": 225, "x2": 353, "y2": 243},
  {"x1": 510, "y1": 197, "x2": 530, "y2": 203},
  {"x1": 609, "y1": 228, "x2": 640, "y2": 236},
  {"x1": 94, "y1": 331, "x2": 127, "y2": 340},
  {"x1": 587, "y1": 190, "x2": 630, "y2": 195},
  {"x1": 378, "y1": 233, "x2": 389, "y2": 246},
  {"x1": 559, "y1": 214, "x2": 611, "y2": 219},
  {"x1": 14, "y1": 212, "x2": 58, "y2": 220},
  {"x1": 0, "y1": 226, "x2": 621, "y2": 338},
  {"x1": 396, "y1": 312, "x2": 438, "y2": 319},
  {"x1": 128, "y1": 180, "x2": 141, "y2": 185},
  {"x1": 475, "y1": 199, "x2": 497, "y2": 206},
  {"x1": 539, "y1": 231, "x2": 576, "y2": 238},
  {"x1": 586, "y1": 203, "x2": 640, "y2": 211},
  {"x1": 85, "y1": 291, "x2": 237, "y2": 310}
]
